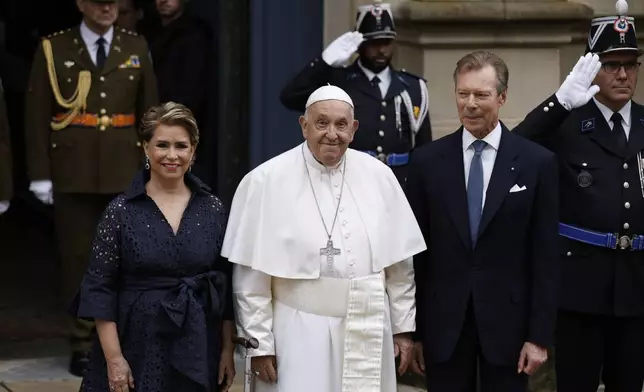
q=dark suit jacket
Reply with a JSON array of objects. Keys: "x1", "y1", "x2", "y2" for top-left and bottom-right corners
[
  {"x1": 515, "y1": 96, "x2": 644, "y2": 316},
  {"x1": 407, "y1": 124, "x2": 559, "y2": 365}
]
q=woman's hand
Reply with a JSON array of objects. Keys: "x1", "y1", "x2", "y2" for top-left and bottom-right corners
[
  {"x1": 106, "y1": 355, "x2": 135, "y2": 392},
  {"x1": 218, "y1": 346, "x2": 236, "y2": 391}
]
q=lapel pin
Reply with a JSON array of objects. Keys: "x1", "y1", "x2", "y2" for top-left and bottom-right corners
[{"x1": 581, "y1": 118, "x2": 595, "y2": 132}]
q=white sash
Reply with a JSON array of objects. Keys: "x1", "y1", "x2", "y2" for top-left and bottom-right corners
[{"x1": 272, "y1": 272, "x2": 387, "y2": 392}]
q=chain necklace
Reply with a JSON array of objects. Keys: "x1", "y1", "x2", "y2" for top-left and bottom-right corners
[{"x1": 302, "y1": 144, "x2": 346, "y2": 268}]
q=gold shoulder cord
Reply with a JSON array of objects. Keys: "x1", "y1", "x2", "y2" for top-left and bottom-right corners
[{"x1": 42, "y1": 38, "x2": 92, "y2": 130}]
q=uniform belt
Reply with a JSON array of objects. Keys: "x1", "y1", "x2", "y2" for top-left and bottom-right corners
[
  {"x1": 52, "y1": 113, "x2": 136, "y2": 128},
  {"x1": 559, "y1": 223, "x2": 644, "y2": 251},
  {"x1": 364, "y1": 150, "x2": 410, "y2": 166}
]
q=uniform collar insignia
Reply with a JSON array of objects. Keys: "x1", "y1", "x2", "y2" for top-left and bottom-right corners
[{"x1": 581, "y1": 118, "x2": 595, "y2": 132}]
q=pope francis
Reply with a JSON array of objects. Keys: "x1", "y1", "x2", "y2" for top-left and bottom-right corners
[{"x1": 221, "y1": 85, "x2": 427, "y2": 392}]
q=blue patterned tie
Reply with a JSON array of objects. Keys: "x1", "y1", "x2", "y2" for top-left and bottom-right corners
[{"x1": 467, "y1": 140, "x2": 487, "y2": 247}]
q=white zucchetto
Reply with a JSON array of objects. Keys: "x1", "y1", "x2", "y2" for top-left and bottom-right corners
[{"x1": 305, "y1": 84, "x2": 354, "y2": 109}]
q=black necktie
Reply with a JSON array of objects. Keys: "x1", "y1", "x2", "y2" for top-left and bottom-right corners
[
  {"x1": 370, "y1": 75, "x2": 381, "y2": 88},
  {"x1": 611, "y1": 112, "x2": 627, "y2": 153},
  {"x1": 96, "y1": 37, "x2": 106, "y2": 69}
]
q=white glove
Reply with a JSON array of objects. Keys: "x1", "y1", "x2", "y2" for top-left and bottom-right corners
[
  {"x1": 0, "y1": 201, "x2": 9, "y2": 215},
  {"x1": 322, "y1": 31, "x2": 364, "y2": 67},
  {"x1": 555, "y1": 52, "x2": 602, "y2": 111},
  {"x1": 29, "y1": 180, "x2": 54, "y2": 204}
]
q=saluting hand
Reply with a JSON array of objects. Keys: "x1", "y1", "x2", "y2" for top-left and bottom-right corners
[
  {"x1": 322, "y1": 31, "x2": 364, "y2": 67},
  {"x1": 251, "y1": 355, "x2": 278, "y2": 383},
  {"x1": 555, "y1": 52, "x2": 602, "y2": 110},
  {"x1": 517, "y1": 342, "x2": 548, "y2": 375}
]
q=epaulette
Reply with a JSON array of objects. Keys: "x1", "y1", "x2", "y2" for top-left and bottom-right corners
[
  {"x1": 119, "y1": 28, "x2": 139, "y2": 37},
  {"x1": 45, "y1": 28, "x2": 71, "y2": 39},
  {"x1": 397, "y1": 68, "x2": 427, "y2": 82}
]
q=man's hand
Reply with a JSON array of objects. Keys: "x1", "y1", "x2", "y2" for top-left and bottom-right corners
[
  {"x1": 393, "y1": 333, "x2": 414, "y2": 375},
  {"x1": 251, "y1": 355, "x2": 278, "y2": 383},
  {"x1": 29, "y1": 180, "x2": 53, "y2": 204},
  {"x1": 409, "y1": 341, "x2": 425, "y2": 376},
  {"x1": 517, "y1": 342, "x2": 548, "y2": 375},
  {"x1": 555, "y1": 52, "x2": 602, "y2": 111},
  {"x1": 322, "y1": 31, "x2": 364, "y2": 67}
]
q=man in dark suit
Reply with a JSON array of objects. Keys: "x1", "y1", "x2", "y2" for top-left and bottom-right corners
[
  {"x1": 514, "y1": 1, "x2": 644, "y2": 390},
  {"x1": 406, "y1": 50, "x2": 601, "y2": 391}
]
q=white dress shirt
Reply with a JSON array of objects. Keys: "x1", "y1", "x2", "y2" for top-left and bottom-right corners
[
  {"x1": 593, "y1": 97, "x2": 632, "y2": 140},
  {"x1": 80, "y1": 21, "x2": 113, "y2": 66},
  {"x1": 462, "y1": 122, "x2": 502, "y2": 207},
  {"x1": 358, "y1": 60, "x2": 391, "y2": 98}
]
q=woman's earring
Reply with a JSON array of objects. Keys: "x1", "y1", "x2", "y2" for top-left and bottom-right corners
[{"x1": 145, "y1": 156, "x2": 150, "y2": 170}]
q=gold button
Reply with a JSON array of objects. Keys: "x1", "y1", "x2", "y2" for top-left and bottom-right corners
[
  {"x1": 624, "y1": 163, "x2": 629, "y2": 169},
  {"x1": 99, "y1": 125, "x2": 106, "y2": 131},
  {"x1": 129, "y1": 75, "x2": 134, "y2": 81},
  {"x1": 378, "y1": 130, "x2": 385, "y2": 137},
  {"x1": 100, "y1": 92, "x2": 106, "y2": 98},
  {"x1": 381, "y1": 101, "x2": 386, "y2": 107},
  {"x1": 624, "y1": 223, "x2": 630, "y2": 230},
  {"x1": 624, "y1": 182, "x2": 630, "y2": 189},
  {"x1": 99, "y1": 115, "x2": 111, "y2": 127},
  {"x1": 100, "y1": 108, "x2": 107, "y2": 114},
  {"x1": 99, "y1": 76, "x2": 105, "y2": 82},
  {"x1": 376, "y1": 146, "x2": 383, "y2": 153},
  {"x1": 380, "y1": 115, "x2": 386, "y2": 121},
  {"x1": 625, "y1": 202, "x2": 631, "y2": 209}
]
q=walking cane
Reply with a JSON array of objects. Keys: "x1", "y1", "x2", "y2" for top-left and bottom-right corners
[{"x1": 233, "y1": 336, "x2": 259, "y2": 392}]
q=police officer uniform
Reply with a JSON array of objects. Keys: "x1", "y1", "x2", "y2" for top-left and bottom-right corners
[
  {"x1": 279, "y1": 2, "x2": 432, "y2": 185},
  {"x1": 515, "y1": 1, "x2": 644, "y2": 390},
  {"x1": 24, "y1": 0, "x2": 158, "y2": 375}
]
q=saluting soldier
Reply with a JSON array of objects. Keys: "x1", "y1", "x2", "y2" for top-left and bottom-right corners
[
  {"x1": 279, "y1": 1, "x2": 431, "y2": 186},
  {"x1": 24, "y1": 0, "x2": 158, "y2": 377},
  {"x1": 0, "y1": 81, "x2": 12, "y2": 216},
  {"x1": 515, "y1": 1, "x2": 644, "y2": 390}
]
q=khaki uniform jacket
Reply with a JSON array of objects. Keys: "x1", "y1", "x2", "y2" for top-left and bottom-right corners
[
  {"x1": 0, "y1": 85, "x2": 12, "y2": 201},
  {"x1": 25, "y1": 26, "x2": 158, "y2": 194}
]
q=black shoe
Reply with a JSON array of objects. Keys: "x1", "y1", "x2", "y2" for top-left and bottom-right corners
[{"x1": 69, "y1": 351, "x2": 90, "y2": 377}]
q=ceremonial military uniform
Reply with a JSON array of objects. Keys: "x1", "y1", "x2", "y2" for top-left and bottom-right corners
[
  {"x1": 280, "y1": 2, "x2": 431, "y2": 186},
  {"x1": 515, "y1": 3, "x2": 644, "y2": 390},
  {"x1": 24, "y1": 11, "x2": 158, "y2": 373},
  {"x1": 0, "y1": 84, "x2": 12, "y2": 203}
]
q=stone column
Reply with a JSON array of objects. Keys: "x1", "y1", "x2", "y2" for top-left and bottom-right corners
[{"x1": 392, "y1": 0, "x2": 595, "y2": 138}]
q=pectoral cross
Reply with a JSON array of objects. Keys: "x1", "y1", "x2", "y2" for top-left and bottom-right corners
[{"x1": 320, "y1": 239, "x2": 341, "y2": 268}]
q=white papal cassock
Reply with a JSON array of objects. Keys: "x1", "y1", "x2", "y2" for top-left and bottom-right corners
[{"x1": 221, "y1": 142, "x2": 426, "y2": 392}]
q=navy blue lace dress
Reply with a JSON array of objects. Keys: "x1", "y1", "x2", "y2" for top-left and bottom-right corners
[{"x1": 72, "y1": 170, "x2": 233, "y2": 392}]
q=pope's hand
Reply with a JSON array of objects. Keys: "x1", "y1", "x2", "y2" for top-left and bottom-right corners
[
  {"x1": 29, "y1": 180, "x2": 53, "y2": 204},
  {"x1": 322, "y1": 31, "x2": 364, "y2": 67},
  {"x1": 393, "y1": 333, "x2": 414, "y2": 375},
  {"x1": 409, "y1": 341, "x2": 425, "y2": 376},
  {"x1": 555, "y1": 52, "x2": 602, "y2": 111},
  {"x1": 251, "y1": 355, "x2": 277, "y2": 383}
]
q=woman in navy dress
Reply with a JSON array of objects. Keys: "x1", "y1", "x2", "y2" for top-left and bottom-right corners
[{"x1": 72, "y1": 102, "x2": 236, "y2": 392}]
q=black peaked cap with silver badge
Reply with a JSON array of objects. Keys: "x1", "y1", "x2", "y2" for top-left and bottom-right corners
[
  {"x1": 585, "y1": 0, "x2": 643, "y2": 56},
  {"x1": 355, "y1": 1, "x2": 396, "y2": 41}
]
